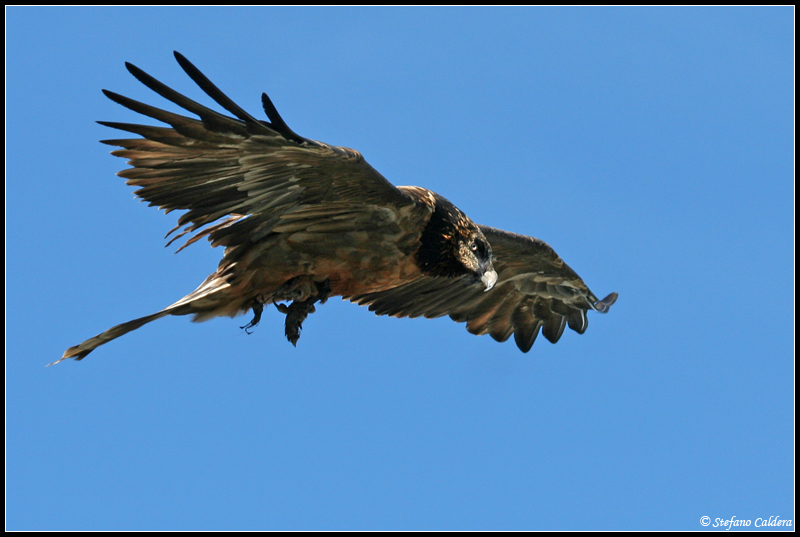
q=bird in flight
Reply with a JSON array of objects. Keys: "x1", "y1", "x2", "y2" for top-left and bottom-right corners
[{"x1": 53, "y1": 52, "x2": 617, "y2": 365}]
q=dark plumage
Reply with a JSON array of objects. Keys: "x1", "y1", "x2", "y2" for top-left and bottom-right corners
[{"x1": 52, "y1": 52, "x2": 617, "y2": 365}]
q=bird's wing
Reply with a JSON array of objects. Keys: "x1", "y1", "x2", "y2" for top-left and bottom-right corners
[
  {"x1": 99, "y1": 52, "x2": 413, "y2": 252},
  {"x1": 349, "y1": 225, "x2": 617, "y2": 352}
]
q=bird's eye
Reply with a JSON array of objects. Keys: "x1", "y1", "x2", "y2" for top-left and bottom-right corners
[{"x1": 470, "y1": 242, "x2": 478, "y2": 252}]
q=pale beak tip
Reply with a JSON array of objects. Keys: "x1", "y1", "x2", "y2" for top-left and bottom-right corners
[{"x1": 481, "y1": 269, "x2": 498, "y2": 291}]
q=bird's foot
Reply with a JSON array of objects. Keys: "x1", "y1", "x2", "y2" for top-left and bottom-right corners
[
  {"x1": 240, "y1": 302, "x2": 264, "y2": 334},
  {"x1": 276, "y1": 299, "x2": 316, "y2": 346},
  {"x1": 274, "y1": 278, "x2": 332, "y2": 346}
]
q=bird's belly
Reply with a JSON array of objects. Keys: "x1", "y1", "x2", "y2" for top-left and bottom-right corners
[
  {"x1": 236, "y1": 229, "x2": 424, "y2": 298},
  {"x1": 315, "y1": 252, "x2": 423, "y2": 296}
]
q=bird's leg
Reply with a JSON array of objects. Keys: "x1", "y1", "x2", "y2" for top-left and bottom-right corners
[
  {"x1": 274, "y1": 277, "x2": 332, "y2": 346},
  {"x1": 240, "y1": 301, "x2": 264, "y2": 334}
]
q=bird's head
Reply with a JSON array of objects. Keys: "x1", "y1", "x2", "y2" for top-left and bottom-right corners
[
  {"x1": 415, "y1": 193, "x2": 498, "y2": 290},
  {"x1": 458, "y1": 227, "x2": 498, "y2": 290}
]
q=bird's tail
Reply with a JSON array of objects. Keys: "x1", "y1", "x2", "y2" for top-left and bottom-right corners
[
  {"x1": 51, "y1": 272, "x2": 239, "y2": 366},
  {"x1": 49, "y1": 310, "x2": 173, "y2": 365}
]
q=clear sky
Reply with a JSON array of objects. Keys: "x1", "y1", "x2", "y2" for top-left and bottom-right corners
[{"x1": 7, "y1": 7, "x2": 793, "y2": 531}]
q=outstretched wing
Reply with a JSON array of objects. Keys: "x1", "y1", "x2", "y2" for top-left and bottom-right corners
[
  {"x1": 350, "y1": 226, "x2": 617, "y2": 352},
  {"x1": 99, "y1": 51, "x2": 412, "y2": 252}
]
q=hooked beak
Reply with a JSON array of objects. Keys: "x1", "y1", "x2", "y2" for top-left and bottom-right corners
[{"x1": 481, "y1": 268, "x2": 498, "y2": 291}]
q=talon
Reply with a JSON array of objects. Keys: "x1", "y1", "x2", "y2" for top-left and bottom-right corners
[{"x1": 240, "y1": 302, "x2": 264, "y2": 334}]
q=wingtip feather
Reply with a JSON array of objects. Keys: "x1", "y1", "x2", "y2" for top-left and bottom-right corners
[{"x1": 593, "y1": 292, "x2": 618, "y2": 313}]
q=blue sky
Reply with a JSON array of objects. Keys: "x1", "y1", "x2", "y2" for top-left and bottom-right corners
[{"x1": 7, "y1": 7, "x2": 793, "y2": 531}]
